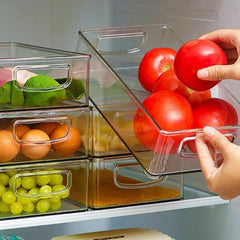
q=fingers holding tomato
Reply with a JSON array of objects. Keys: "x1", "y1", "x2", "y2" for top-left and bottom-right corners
[{"x1": 174, "y1": 39, "x2": 227, "y2": 91}]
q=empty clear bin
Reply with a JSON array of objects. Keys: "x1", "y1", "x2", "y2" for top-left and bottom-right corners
[
  {"x1": 0, "y1": 107, "x2": 89, "y2": 165},
  {"x1": 89, "y1": 155, "x2": 183, "y2": 209}
]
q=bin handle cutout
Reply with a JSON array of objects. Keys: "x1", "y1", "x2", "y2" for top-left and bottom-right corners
[
  {"x1": 13, "y1": 169, "x2": 72, "y2": 199},
  {"x1": 178, "y1": 129, "x2": 238, "y2": 158},
  {"x1": 113, "y1": 162, "x2": 167, "y2": 189},
  {"x1": 12, "y1": 116, "x2": 71, "y2": 144},
  {"x1": 13, "y1": 64, "x2": 72, "y2": 92},
  {"x1": 94, "y1": 31, "x2": 147, "y2": 54}
]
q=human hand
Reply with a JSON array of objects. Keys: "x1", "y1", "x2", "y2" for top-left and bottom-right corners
[
  {"x1": 195, "y1": 126, "x2": 240, "y2": 200},
  {"x1": 197, "y1": 29, "x2": 240, "y2": 81}
]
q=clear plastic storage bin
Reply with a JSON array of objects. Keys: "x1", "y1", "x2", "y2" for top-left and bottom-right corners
[
  {"x1": 0, "y1": 107, "x2": 89, "y2": 165},
  {"x1": 0, "y1": 159, "x2": 89, "y2": 219},
  {"x1": 0, "y1": 42, "x2": 90, "y2": 110},
  {"x1": 88, "y1": 155, "x2": 183, "y2": 209},
  {"x1": 78, "y1": 102, "x2": 138, "y2": 157},
  {"x1": 77, "y1": 24, "x2": 240, "y2": 176}
]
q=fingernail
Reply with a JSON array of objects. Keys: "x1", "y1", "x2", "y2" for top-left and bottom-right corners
[
  {"x1": 197, "y1": 69, "x2": 209, "y2": 79},
  {"x1": 203, "y1": 126, "x2": 215, "y2": 137}
]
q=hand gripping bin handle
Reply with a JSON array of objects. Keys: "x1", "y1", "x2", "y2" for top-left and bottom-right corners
[
  {"x1": 178, "y1": 125, "x2": 240, "y2": 158},
  {"x1": 77, "y1": 24, "x2": 240, "y2": 177}
]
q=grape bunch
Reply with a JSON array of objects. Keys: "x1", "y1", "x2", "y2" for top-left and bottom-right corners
[{"x1": 0, "y1": 169, "x2": 70, "y2": 215}]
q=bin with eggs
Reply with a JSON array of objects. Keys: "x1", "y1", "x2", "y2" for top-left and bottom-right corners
[{"x1": 0, "y1": 108, "x2": 89, "y2": 164}]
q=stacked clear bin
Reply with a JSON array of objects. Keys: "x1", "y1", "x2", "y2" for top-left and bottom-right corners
[
  {"x1": 77, "y1": 24, "x2": 240, "y2": 208},
  {"x1": 0, "y1": 43, "x2": 90, "y2": 218}
]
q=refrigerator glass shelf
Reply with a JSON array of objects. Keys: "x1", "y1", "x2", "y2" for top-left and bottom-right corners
[{"x1": 0, "y1": 184, "x2": 228, "y2": 230}]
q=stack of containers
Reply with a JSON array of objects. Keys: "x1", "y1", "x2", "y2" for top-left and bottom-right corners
[
  {"x1": 76, "y1": 25, "x2": 189, "y2": 209},
  {"x1": 0, "y1": 43, "x2": 90, "y2": 218}
]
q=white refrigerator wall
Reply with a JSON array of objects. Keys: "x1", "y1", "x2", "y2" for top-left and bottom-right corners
[{"x1": 1, "y1": 1, "x2": 240, "y2": 240}]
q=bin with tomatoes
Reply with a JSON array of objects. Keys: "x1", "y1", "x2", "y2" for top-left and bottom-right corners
[
  {"x1": 0, "y1": 107, "x2": 89, "y2": 164},
  {"x1": 135, "y1": 38, "x2": 239, "y2": 156},
  {"x1": 77, "y1": 24, "x2": 240, "y2": 175}
]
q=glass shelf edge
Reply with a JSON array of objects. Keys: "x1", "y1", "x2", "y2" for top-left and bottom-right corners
[{"x1": 0, "y1": 195, "x2": 228, "y2": 230}]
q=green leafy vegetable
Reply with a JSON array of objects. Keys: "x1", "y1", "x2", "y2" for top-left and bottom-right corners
[
  {"x1": 0, "y1": 74, "x2": 86, "y2": 108},
  {"x1": 11, "y1": 81, "x2": 24, "y2": 106},
  {"x1": 56, "y1": 78, "x2": 86, "y2": 100},
  {"x1": 0, "y1": 81, "x2": 24, "y2": 106},
  {"x1": 0, "y1": 81, "x2": 11, "y2": 104},
  {"x1": 23, "y1": 74, "x2": 67, "y2": 107}
]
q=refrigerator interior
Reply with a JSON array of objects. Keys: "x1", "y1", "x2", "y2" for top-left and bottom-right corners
[{"x1": 1, "y1": 0, "x2": 240, "y2": 239}]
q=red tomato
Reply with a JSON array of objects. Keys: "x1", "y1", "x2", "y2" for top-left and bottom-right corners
[
  {"x1": 193, "y1": 98, "x2": 238, "y2": 128},
  {"x1": 133, "y1": 91, "x2": 193, "y2": 154},
  {"x1": 152, "y1": 68, "x2": 211, "y2": 107},
  {"x1": 138, "y1": 47, "x2": 177, "y2": 92},
  {"x1": 174, "y1": 39, "x2": 227, "y2": 91},
  {"x1": 188, "y1": 98, "x2": 238, "y2": 152}
]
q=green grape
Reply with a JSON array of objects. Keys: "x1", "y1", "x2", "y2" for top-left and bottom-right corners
[
  {"x1": 22, "y1": 176, "x2": 37, "y2": 189},
  {"x1": 23, "y1": 202, "x2": 35, "y2": 213},
  {"x1": 28, "y1": 187, "x2": 40, "y2": 203},
  {"x1": 50, "y1": 200, "x2": 62, "y2": 211},
  {"x1": 2, "y1": 191, "x2": 16, "y2": 204},
  {"x1": 39, "y1": 185, "x2": 52, "y2": 195},
  {"x1": 49, "y1": 174, "x2": 63, "y2": 186},
  {"x1": 6, "y1": 170, "x2": 17, "y2": 177},
  {"x1": 52, "y1": 185, "x2": 70, "y2": 199},
  {"x1": 9, "y1": 176, "x2": 21, "y2": 189},
  {"x1": 0, "y1": 173, "x2": 9, "y2": 186},
  {"x1": 19, "y1": 170, "x2": 31, "y2": 174},
  {"x1": 5, "y1": 187, "x2": 11, "y2": 192},
  {"x1": 49, "y1": 196, "x2": 61, "y2": 204},
  {"x1": 0, "y1": 183, "x2": 6, "y2": 197},
  {"x1": 17, "y1": 187, "x2": 31, "y2": 204},
  {"x1": 17, "y1": 197, "x2": 31, "y2": 205},
  {"x1": 0, "y1": 200, "x2": 10, "y2": 213},
  {"x1": 10, "y1": 202, "x2": 23, "y2": 215},
  {"x1": 36, "y1": 199, "x2": 50, "y2": 213},
  {"x1": 17, "y1": 187, "x2": 28, "y2": 194},
  {"x1": 17, "y1": 196, "x2": 31, "y2": 205},
  {"x1": 36, "y1": 175, "x2": 51, "y2": 186},
  {"x1": 28, "y1": 187, "x2": 39, "y2": 195}
]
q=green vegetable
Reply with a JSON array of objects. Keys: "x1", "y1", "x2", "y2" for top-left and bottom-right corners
[
  {"x1": 24, "y1": 74, "x2": 67, "y2": 107},
  {"x1": 0, "y1": 74, "x2": 86, "y2": 108},
  {"x1": 56, "y1": 78, "x2": 86, "y2": 100},
  {"x1": 0, "y1": 81, "x2": 11, "y2": 104},
  {"x1": 11, "y1": 81, "x2": 24, "y2": 106},
  {"x1": 0, "y1": 81, "x2": 24, "y2": 106}
]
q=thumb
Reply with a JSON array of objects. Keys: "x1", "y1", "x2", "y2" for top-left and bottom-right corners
[
  {"x1": 197, "y1": 64, "x2": 240, "y2": 81},
  {"x1": 202, "y1": 126, "x2": 232, "y2": 154}
]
